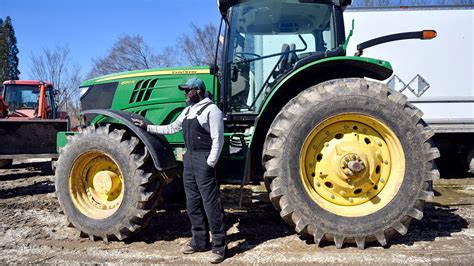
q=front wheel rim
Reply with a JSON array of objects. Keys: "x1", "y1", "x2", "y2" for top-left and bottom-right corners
[
  {"x1": 299, "y1": 113, "x2": 405, "y2": 217},
  {"x1": 69, "y1": 151, "x2": 124, "y2": 219}
]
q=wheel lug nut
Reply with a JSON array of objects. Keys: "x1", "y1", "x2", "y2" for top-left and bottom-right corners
[
  {"x1": 315, "y1": 181, "x2": 320, "y2": 187},
  {"x1": 380, "y1": 178, "x2": 385, "y2": 183},
  {"x1": 348, "y1": 198, "x2": 353, "y2": 203},
  {"x1": 383, "y1": 160, "x2": 389, "y2": 165},
  {"x1": 330, "y1": 194, "x2": 335, "y2": 199},
  {"x1": 324, "y1": 142, "x2": 329, "y2": 147},
  {"x1": 377, "y1": 141, "x2": 382, "y2": 146},
  {"x1": 339, "y1": 191, "x2": 346, "y2": 195}
]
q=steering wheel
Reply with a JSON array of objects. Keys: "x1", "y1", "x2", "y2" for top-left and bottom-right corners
[{"x1": 234, "y1": 52, "x2": 261, "y2": 62}]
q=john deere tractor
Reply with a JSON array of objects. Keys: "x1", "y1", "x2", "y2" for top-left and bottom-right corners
[{"x1": 55, "y1": 0, "x2": 439, "y2": 249}]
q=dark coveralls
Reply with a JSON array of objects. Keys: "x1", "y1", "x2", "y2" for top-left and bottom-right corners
[{"x1": 182, "y1": 103, "x2": 226, "y2": 254}]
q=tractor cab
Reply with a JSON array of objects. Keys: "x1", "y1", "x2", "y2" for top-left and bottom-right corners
[
  {"x1": 2, "y1": 80, "x2": 57, "y2": 119},
  {"x1": 218, "y1": 0, "x2": 349, "y2": 116}
]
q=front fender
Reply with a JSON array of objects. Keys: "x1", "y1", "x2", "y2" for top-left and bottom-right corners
[{"x1": 81, "y1": 109, "x2": 177, "y2": 171}]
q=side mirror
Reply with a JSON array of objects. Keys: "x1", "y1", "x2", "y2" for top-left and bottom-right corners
[{"x1": 209, "y1": 64, "x2": 219, "y2": 75}]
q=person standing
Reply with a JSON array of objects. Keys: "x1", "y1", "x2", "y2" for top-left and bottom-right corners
[{"x1": 133, "y1": 77, "x2": 226, "y2": 263}]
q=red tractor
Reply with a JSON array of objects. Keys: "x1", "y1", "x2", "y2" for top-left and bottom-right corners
[{"x1": 0, "y1": 80, "x2": 68, "y2": 168}]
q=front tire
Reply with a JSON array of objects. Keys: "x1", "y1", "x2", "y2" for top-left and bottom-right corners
[
  {"x1": 55, "y1": 124, "x2": 160, "y2": 241},
  {"x1": 263, "y1": 78, "x2": 440, "y2": 249}
]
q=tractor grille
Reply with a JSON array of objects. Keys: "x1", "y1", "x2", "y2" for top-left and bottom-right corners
[
  {"x1": 129, "y1": 78, "x2": 158, "y2": 104},
  {"x1": 81, "y1": 82, "x2": 118, "y2": 111}
]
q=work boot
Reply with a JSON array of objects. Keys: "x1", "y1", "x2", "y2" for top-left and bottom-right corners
[
  {"x1": 209, "y1": 250, "x2": 226, "y2": 264},
  {"x1": 181, "y1": 241, "x2": 210, "y2": 254}
]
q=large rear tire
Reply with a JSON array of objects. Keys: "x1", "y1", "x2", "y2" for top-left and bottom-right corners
[
  {"x1": 55, "y1": 124, "x2": 161, "y2": 241},
  {"x1": 263, "y1": 78, "x2": 440, "y2": 249}
]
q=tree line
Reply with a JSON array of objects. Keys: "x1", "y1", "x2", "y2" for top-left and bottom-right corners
[
  {"x1": 0, "y1": 17, "x2": 218, "y2": 115},
  {"x1": 88, "y1": 23, "x2": 218, "y2": 78}
]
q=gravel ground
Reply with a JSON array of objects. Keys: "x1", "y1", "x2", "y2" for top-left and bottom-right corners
[{"x1": 1, "y1": 159, "x2": 473, "y2": 264}]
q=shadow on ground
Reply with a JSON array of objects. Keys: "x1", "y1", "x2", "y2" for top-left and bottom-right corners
[
  {"x1": 127, "y1": 183, "x2": 470, "y2": 252},
  {"x1": 387, "y1": 202, "x2": 469, "y2": 247},
  {"x1": 0, "y1": 161, "x2": 53, "y2": 181},
  {"x1": 128, "y1": 185, "x2": 293, "y2": 257},
  {"x1": 0, "y1": 180, "x2": 54, "y2": 199}
]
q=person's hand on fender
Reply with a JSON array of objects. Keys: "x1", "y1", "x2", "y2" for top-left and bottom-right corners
[{"x1": 132, "y1": 118, "x2": 147, "y2": 129}]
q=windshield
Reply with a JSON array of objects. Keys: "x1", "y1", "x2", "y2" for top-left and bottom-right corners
[
  {"x1": 4, "y1": 85, "x2": 51, "y2": 111},
  {"x1": 225, "y1": 0, "x2": 336, "y2": 113}
]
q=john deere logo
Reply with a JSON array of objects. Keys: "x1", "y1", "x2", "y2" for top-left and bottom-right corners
[
  {"x1": 121, "y1": 80, "x2": 136, "y2": 85},
  {"x1": 171, "y1": 70, "x2": 199, "y2": 75}
]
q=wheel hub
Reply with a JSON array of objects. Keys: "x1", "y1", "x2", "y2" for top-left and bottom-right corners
[
  {"x1": 347, "y1": 158, "x2": 365, "y2": 173},
  {"x1": 339, "y1": 153, "x2": 366, "y2": 178},
  {"x1": 93, "y1": 170, "x2": 118, "y2": 194}
]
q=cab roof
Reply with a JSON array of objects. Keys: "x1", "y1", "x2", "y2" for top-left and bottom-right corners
[
  {"x1": 2, "y1": 80, "x2": 53, "y2": 87},
  {"x1": 218, "y1": 0, "x2": 352, "y2": 17}
]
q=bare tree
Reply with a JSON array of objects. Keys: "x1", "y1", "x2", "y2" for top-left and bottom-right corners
[
  {"x1": 29, "y1": 45, "x2": 82, "y2": 113},
  {"x1": 179, "y1": 23, "x2": 219, "y2": 66},
  {"x1": 89, "y1": 35, "x2": 178, "y2": 78}
]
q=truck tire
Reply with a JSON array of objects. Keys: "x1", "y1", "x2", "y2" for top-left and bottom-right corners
[
  {"x1": 263, "y1": 78, "x2": 440, "y2": 249},
  {"x1": 55, "y1": 124, "x2": 161, "y2": 241},
  {"x1": 0, "y1": 159, "x2": 13, "y2": 169}
]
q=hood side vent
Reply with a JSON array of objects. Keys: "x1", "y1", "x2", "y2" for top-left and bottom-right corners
[{"x1": 129, "y1": 78, "x2": 159, "y2": 104}]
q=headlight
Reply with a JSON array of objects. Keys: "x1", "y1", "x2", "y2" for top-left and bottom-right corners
[{"x1": 79, "y1": 86, "x2": 90, "y2": 98}]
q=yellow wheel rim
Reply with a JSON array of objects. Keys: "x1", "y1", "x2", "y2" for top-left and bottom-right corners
[
  {"x1": 299, "y1": 113, "x2": 405, "y2": 217},
  {"x1": 69, "y1": 151, "x2": 124, "y2": 219}
]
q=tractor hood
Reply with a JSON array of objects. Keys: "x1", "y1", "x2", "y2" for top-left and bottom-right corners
[
  {"x1": 81, "y1": 66, "x2": 211, "y2": 87},
  {"x1": 79, "y1": 66, "x2": 214, "y2": 114}
]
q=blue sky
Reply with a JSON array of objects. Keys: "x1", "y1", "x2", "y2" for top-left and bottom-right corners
[{"x1": 0, "y1": 0, "x2": 221, "y2": 79}]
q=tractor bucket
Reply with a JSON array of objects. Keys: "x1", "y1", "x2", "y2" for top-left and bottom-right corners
[{"x1": 0, "y1": 119, "x2": 68, "y2": 159}]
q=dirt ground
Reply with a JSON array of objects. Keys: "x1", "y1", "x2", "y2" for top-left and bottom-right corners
[{"x1": 1, "y1": 159, "x2": 473, "y2": 264}]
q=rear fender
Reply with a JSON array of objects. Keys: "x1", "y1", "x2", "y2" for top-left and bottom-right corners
[
  {"x1": 247, "y1": 57, "x2": 393, "y2": 181},
  {"x1": 81, "y1": 109, "x2": 177, "y2": 171}
]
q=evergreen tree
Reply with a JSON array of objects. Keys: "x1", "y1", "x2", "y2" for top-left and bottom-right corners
[
  {"x1": 0, "y1": 18, "x2": 8, "y2": 82},
  {"x1": 4, "y1": 17, "x2": 20, "y2": 80}
]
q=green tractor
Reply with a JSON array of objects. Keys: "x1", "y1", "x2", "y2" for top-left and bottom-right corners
[{"x1": 55, "y1": 0, "x2": 439, "y2": 249}]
